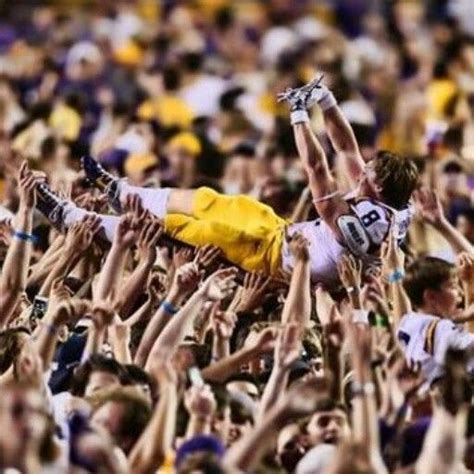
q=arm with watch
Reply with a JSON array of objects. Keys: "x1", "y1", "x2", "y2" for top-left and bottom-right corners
[{"x1": 0, "y1": 162, "x2": 38, "y2": 328}]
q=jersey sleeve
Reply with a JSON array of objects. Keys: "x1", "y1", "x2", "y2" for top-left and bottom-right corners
[{"x1": 433, "y1": 320, "x2": 474, "y2": 364}]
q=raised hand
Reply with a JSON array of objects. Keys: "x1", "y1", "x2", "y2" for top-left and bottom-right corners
[
  {"x1": 361, "y1": 273, "x2": 392, "y2": 319},
  {"x1": 172, "y1": 247, "x2": 194, "y2": 269},
  {"x1": 137, "y1": 218, "x2": 163, "y2": 265},
  {"x1": 251, "y1": 326, "x2": 278, "y2": 355},
  {"x1": 184, "y1": 384, "x2": 217, "y2": 419},
  {"x1": 18, "y1": 161, "x2": 41, "y2": 209},
  {"x1": 231, "y1": 272, "x2": 272, "y2": 314},
  {"x1": 122, "y1": 193, "x2": 149, "y2": 220},
  {"x1": 75, "y1": 193, "x2": 109, "y2": 213},
  {"x1": 274, "y1": 324, "x2": 302, "y2": 370},
  {"x1": 413, "y1": 188, "x2": 445, "y2": 226},
  {"x1": 386, "y1": 352, "x2": 424, "y2": 405},
  {"x1": 337, "y1": 253, "x2": 362, "y2": 290},
  {"x1": 286, "y1": 232, "x2": 310, "y2": 262},
  {"x1": 65, "y1": 214, "x2": 102, "y2": 253},
  {"x1": 114, "y1": 213, "x2": 138, "y2": 249},
  {"x1": 194, "y1": 244, "x2": 223, "y2": 271},
  {"x1": 211, "y1": 307, "x2": 237, "y2": 340},
  {"x1": 456, "y1": 252, "x2": 474, "y2": 286},
  {"x1": 147, "y1": 272, "x2": 166, "y2": 304},
  {"x1": 169, "y1": 262, "x2": 202, "y2": 298},
  {"x1": 199, "y1": 267, "x2": 238, "y2": 302}
]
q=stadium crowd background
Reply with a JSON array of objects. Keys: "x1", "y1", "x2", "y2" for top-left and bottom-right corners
[{"x1": 0, "y1": 0, "x2": 473, "y2": 473}]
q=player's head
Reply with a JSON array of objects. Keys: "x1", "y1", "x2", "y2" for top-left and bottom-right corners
[
  {"x1": 359, "y1": 151, "x2": 419, "y2": 209},
  {"x1": 403, "y1": 256, "x2": 462, "y2": 317}
]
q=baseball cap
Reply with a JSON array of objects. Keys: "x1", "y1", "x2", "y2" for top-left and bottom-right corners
[
  {"x1": 168, "y1": 131, "x2": 202, "y2": 157},
  {"x1": 124, "y1": 153, "x2": 159, "y2": 177}
]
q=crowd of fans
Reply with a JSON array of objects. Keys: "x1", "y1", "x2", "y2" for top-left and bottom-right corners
[{"x1": 0, "y1": 0, "x2": 473, "y2": 473}]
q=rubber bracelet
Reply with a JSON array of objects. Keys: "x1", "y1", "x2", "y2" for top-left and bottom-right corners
[
  {"x1": 13, "y1": 230, "x2": 37, "y2": 243},
  {"x1": 162, "y1": 300, "x2": 178, "y2": 315},
  {"x1": 352, "y1": 309, "x2": 369, "y2": 324},
  {"x1": 387, "y1": 269, "x2": 405, "y2": 284}
]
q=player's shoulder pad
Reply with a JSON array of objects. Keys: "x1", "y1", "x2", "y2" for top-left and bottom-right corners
[{"x1": 336, "y1": 214, "x2": 370, "y2": 255}]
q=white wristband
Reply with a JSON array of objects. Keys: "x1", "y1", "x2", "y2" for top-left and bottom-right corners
[
  {"x1": 291, "y1": 109, "x2": 310, "y2": 125},
  {"x1": 318, "y1": 91, "x2": 337, "y2": 111},
  {"x1": 352, "y1": 309, "x2": 369, "y2": 324}
]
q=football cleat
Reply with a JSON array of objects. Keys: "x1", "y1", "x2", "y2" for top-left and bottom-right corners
[
  {"x1": 35, "y1": 182, "x2": 67, "y2": 232},
  {"x1": 81, "y1": 155, "x2": 122, "y2": 213}
]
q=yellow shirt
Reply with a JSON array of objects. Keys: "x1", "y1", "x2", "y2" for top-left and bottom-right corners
[{"x1": 137, "y1": 95, "x2": 194, "y2": 128}]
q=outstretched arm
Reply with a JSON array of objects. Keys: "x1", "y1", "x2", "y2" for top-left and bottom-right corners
[
  {"x1": 0, "y1": 163, "x2": 37, "y2": 328},
  {"x1": 291, "y1": 115, "x2": 354, "y2": 244},
  {"x1": 414, "y1": 188, "x2": 474, "y2": 255},
  {"x1": 322, "y1": 102, "x2": 365, "y2": 185}
]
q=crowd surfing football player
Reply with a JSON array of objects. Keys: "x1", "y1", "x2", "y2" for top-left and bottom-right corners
[{"x1": 34, "y1": 78, "x2": 419, "y2": 286}]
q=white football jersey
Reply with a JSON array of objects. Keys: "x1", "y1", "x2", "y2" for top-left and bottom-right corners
[
  {"x1": 397, "y1": 311, "x2": 474, "y2": 383},
  {"x1": 281, "y1": 197, "x2": 414, "y2": 284}
]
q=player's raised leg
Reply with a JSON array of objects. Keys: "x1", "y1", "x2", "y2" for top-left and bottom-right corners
[{"x1": 82, "y1": 155, "x2": 195, "y2": 217}]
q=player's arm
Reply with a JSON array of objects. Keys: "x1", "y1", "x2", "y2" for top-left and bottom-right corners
[
  {"x1": 322, "y1": 105, "x2": 365, "y2": 184},
  {"x1": 307, "y1": 82, "x2": 365, "y2": 185},
  {"x1": 292, "y1": 118, "x2": 357, "y2": 244}
]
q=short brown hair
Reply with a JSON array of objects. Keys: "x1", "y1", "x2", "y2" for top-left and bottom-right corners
[
  {"x1": 373, "y1": 150, "x2": 419, "y2": 209},
  {"x1": 403, "y1": 256, "x2": 455, "y2": 308},
  {"x1": 0, "y1": 327, "x2": 29, "y2": 374},
  {"x1": 90, "y1": 386, "x2": 152, "y2": 449}
]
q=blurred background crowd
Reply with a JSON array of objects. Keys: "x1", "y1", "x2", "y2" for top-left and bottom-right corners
[{"x1": 0, "y1": 0, "x2": 473, "y2": 473}]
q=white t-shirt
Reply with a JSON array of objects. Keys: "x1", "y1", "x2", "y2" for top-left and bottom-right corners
[
  {"x1": 281, "y1": 197, "x2": 413, "y2": 284},
  {"x1": 397, "y1": 311, "x2": 474, "y2": 382}
]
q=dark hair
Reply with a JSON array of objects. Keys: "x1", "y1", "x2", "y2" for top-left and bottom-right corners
[
  {"x1": 373, "y1": 150, "x2": 419, "y2": 209},
  {"x1": 71, "y1": 354, "x2": 125, "y2": 396},
  {"x1": 121, "y1": 364, "x2": 156, "y2": 398},
  {"x1": 312, "y1": 398, "x2": 348, "y2": 415},
  {"x1": 0, "y1": 327, "x2": 30, "y2": 374},
  {"x1": 90, "y1": 387, "x2": 152, "y2": 452},
  {"x1": 403, "y1": 257, "x2": 456, "y2": 308}
]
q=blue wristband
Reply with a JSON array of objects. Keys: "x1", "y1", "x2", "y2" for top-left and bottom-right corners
[
  {"x1": 162, "y1": 301, "x2": 178, "y2": 315},
  {"x1": 13, "y1": 230, "x2": 37, "y2": 243},
  {"x1": 388, "y1": 269, "x2": 405, "y2": 283}
]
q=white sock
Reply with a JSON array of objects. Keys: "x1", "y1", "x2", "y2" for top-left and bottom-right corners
[
  {"x1": 63, "y1": 203, "x2": 119, "y2": 243},
  {"x1": 100, "y1": 215, "x2": 120, "y2": 242},
  {"x1": 63, "y1": 203, "x2": 89, "y2": 227},
  {"x1": 119, "y1": 183, "x2": 171, "y2": 218}
]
